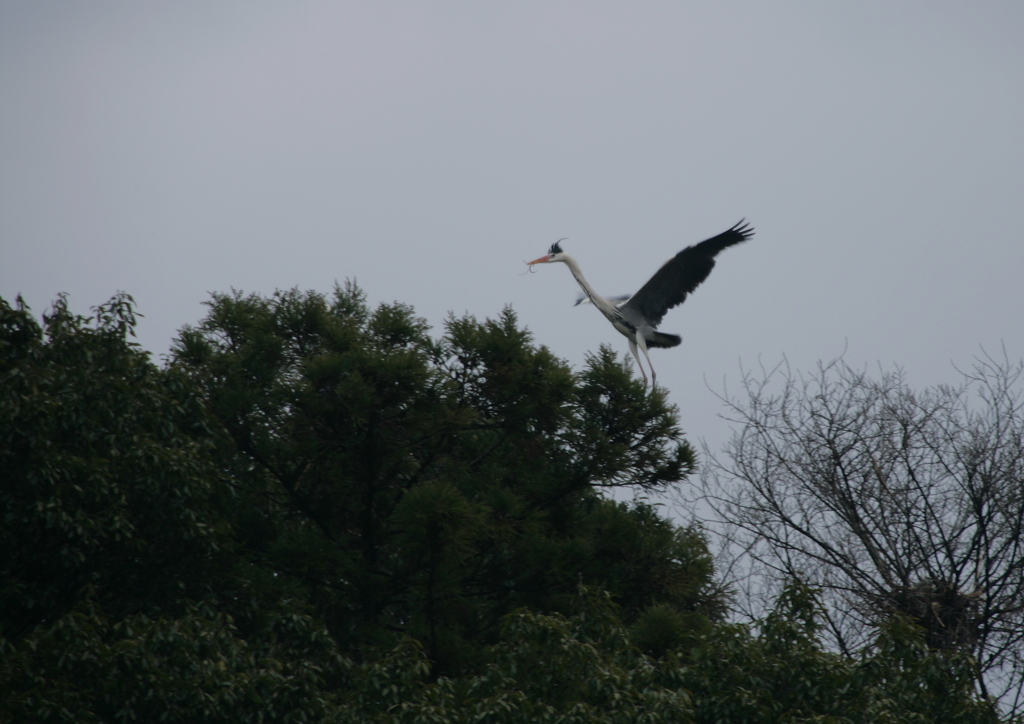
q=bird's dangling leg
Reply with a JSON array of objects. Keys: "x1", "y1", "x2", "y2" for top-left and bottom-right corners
[
  {"x1": 627, "y1": 337, "x2": 649, "y2": 387},
  {"x1": 636, "y1": 333, "x2": 657, "y2": 388}
]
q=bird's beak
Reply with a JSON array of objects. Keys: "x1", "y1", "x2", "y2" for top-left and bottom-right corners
[{"x1": 527, "y1": 254, "x2": 552, "y2": 265}]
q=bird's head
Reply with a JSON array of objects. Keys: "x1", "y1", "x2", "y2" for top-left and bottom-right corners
[{"x1": 527, "y1": 238, "x2": 568, "y2": 266}]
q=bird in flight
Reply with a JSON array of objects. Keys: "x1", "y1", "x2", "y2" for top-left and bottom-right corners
[{"x1": 527, "y1": 220, "x2": 754, "y2": 388}]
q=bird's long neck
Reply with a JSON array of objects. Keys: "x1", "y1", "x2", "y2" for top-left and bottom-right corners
[{"x1": 561, "y1": 254, "x2": 619, "y2": 319}]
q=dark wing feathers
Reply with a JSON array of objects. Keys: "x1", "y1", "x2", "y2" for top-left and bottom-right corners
[{"x1": 623, "y1": 220, "x2": 753, "y2": 328}]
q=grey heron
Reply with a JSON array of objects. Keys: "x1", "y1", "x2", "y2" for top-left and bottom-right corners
[{"x1": 527, "y1": 220, "x2": 754, "y2": 387}]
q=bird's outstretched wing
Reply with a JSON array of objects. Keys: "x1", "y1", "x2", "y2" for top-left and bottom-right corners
[{"x1": 623, "y1": 220, "x2": 754, "y2": 327}]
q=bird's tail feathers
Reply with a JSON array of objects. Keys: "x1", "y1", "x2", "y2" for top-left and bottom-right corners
[{"x1": 648, "y1": 332, "x2": 681, "y2": 348}]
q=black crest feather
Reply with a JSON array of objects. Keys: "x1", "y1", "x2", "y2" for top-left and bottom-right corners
[{"x1": 549, "y1": 238, "x2": 567, "y2": 254}]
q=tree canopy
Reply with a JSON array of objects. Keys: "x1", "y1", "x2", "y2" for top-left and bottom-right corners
[
  {"x1": 169, "y1": 283, "x2": 712, "y2": 672},
  {"x1": 0, "y1": 288, "x2": 1008, "y2": 723}
]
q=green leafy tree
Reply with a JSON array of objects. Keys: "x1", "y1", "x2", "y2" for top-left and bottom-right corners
[
  {"x1": 1, "y1": 594, "x2": 348, "y2": 724},
  {"x1": 339, "y1": 582, "x2": 1001, "y2": 723},
  {"x1": 0, "y1": 294, "x2": 223, "y2": 642},
  {"x1": 170, "y1": 283, "x2": 717, "y2": 672},
  {"x1": 677, "y1": 580, "x2": 1001, "y2": 723},
  {"x1": 338, "y1": 586, "x2": 695, "y2": 724}
]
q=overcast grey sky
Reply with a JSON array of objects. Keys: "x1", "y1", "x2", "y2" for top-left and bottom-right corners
[{"x1": 2, "y1": 1, "x2": 1023, "y2": 465}]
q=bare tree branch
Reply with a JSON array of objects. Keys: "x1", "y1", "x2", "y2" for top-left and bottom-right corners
[{"x1": 700, "y1": 353, "x2": 1024, "y2": 713}]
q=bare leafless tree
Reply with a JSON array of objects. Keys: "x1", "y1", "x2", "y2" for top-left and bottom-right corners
[{"x1": 699, "y1": 351, "x2": 1024, "y2": 713}]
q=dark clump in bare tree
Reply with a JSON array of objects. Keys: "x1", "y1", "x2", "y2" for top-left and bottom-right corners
[{"x1": 701, "y1": 352, "x2": 1024, "y2": 714}]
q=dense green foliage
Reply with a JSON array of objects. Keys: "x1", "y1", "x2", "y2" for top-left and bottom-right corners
[
  {"x1": 0, "y1": 289, "x2": 1006, "y2": 722},
  {"x1": 169, "y1": 283, "x2": 711, "y2": 672},
  {"x1": 0, "y1": 294, "x2": 223, "y2": 640}
]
